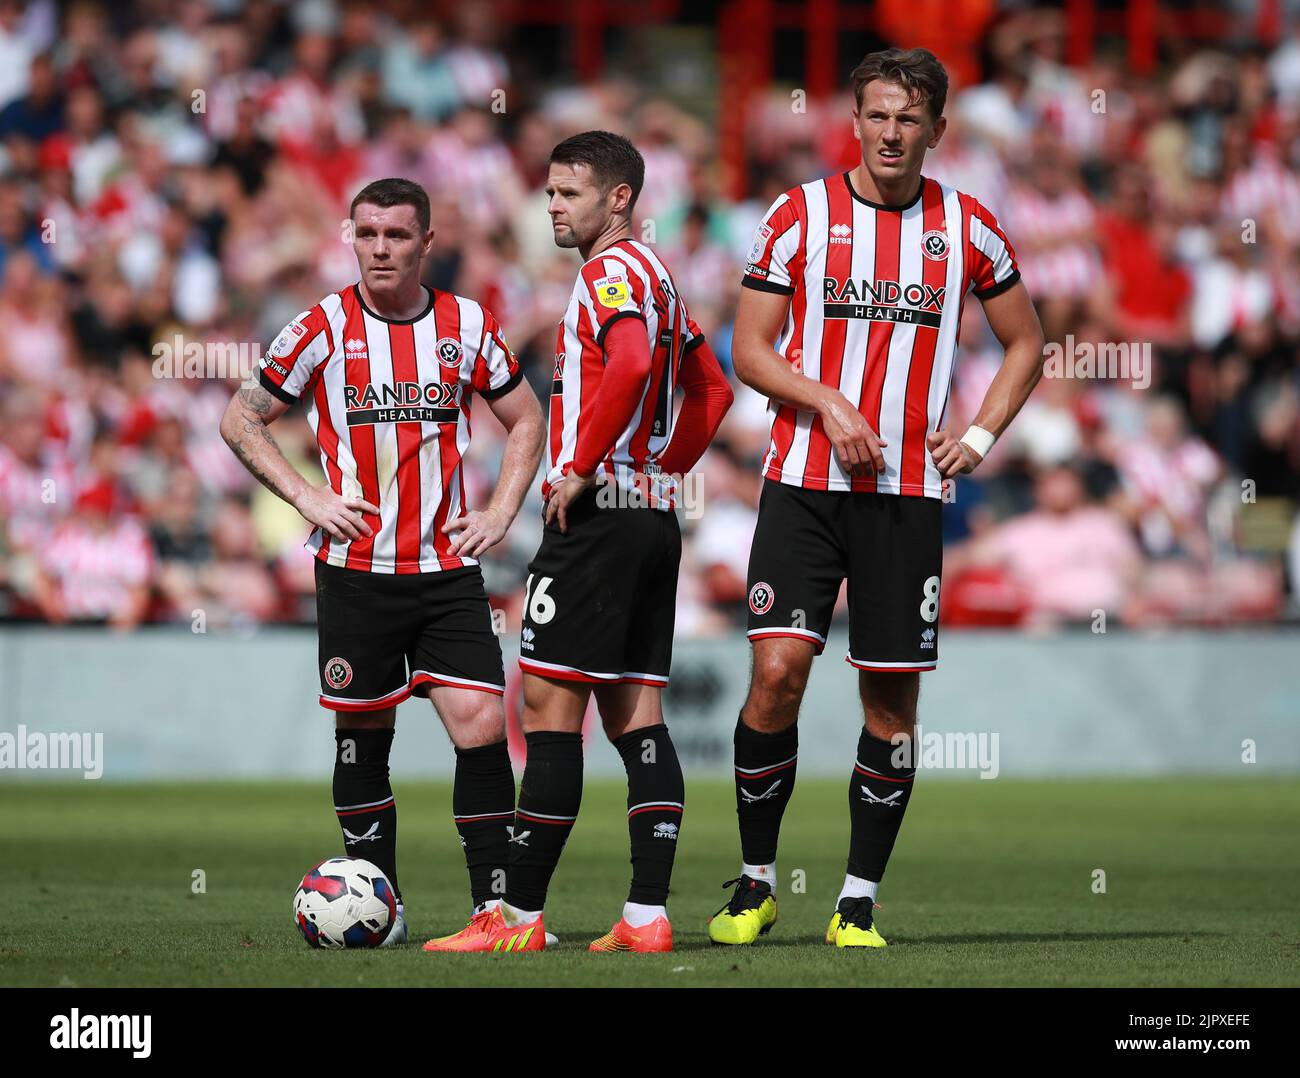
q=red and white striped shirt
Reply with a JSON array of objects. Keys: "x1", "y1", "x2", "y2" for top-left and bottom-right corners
[
  {"x1": 744, "y1": 172, "x2": 1020, "y2": 497},
  {"x1": 41, "y1": 518, "x2": 154, "y2": 620},
  {"x1": 258, "y1": 284, "x2": 522, "y2": 574},
  {"x1": 0, "y1": 445, "x2": 73, "y2": 552},
  {"x1": 545, "y1": 239, "x2": 703, "y2": 510}
]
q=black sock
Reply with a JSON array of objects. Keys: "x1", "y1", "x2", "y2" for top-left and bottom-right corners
[
  {"x1": 847, "y1": 728, "x2": 917, "y2": 882},
  {"x1": 734, "y1": 718, "x2": 798, "y2": 867},
  {"x1": 333, "y1": 728, "x2": 400, "y2": 902},
  {"x1": 452, "y1": 740, "x2": 516, "y2": 910},
  {"x1": 613, "y1": 725, "x2": 684, "y2": 906},
  {"x1": 504, "y1": 730, "x2": 583, "y2": 913}
]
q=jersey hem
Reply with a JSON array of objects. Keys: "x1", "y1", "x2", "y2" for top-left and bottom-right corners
[
  {"x1": 309, "y1": 545, "x2": 479, "y2": 574},
  {"x1": 761, "y1": 468, "x2": 942, "y2": 498}
]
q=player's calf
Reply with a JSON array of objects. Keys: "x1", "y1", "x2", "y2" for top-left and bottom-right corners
[
  {"x1": 590, "y1": 724, "x2": 683, "y2": 951},
  {"x1": 500, "y1": 728, "x2": 584, "y2": 924},
  {"x1": 451, "y1": 740, "x2": 515, "y2": 913},
  {"x1": 333, "y1": 725, "x2": 401, "y2": 904}
]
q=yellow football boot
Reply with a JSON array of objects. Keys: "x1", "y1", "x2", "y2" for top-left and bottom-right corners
[
  {"x1": 829, "y1": 896, "x2": 887, "y2": 948},
  {"x1": 707, "y1": 876, "x2": 777, "y2": 945}
]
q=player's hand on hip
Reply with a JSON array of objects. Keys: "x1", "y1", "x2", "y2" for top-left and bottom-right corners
[
  {"x1": 443, "y1": 506, "x2": 509, "y2": 558},
  {"x1": 294, "y1": 482, "x2": 379, "y2": 542},
  {"x1": 817, "y1": 387, "x2": 887, "y2": 475},
  {"x1": 927, "y1": 429, "x2": 982, "y2": 478},
  {"x1": 544, "y1": 469, "x2": 595, "y2": 534}
]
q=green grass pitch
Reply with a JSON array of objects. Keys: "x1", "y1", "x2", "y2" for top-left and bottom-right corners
[{"x1": 1, "y1": 777, "x2": 1296, "y2": 987}]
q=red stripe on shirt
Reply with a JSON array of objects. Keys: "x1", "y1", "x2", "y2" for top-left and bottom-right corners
[
  {"x1": 308, "y1": 304, "x2": 339, "y2": 561},
  {"x1": 767, "y1": 185, "x2": 808, "y2": 479},
  {"x1": 852, "y1": 193, "x2": 902, "y2": 493},
  {"x1": 387, "y1": 321, "x2": 423, "y2": 573},
  {"x1": 430, "y1": 291, "x2": 464, "y2": 571},
  {"x1": 901, "y1": 179, "x2": 947, "y2": 492},
  {"x1": 612, "y1": 240, "x2": 675, "y2": 477},
  {"x1": 805, "y1": 175, "x2": 854, "y2": 489},
  {"x1": 341, "y1": 289, "x2": 380, "y2": 572}
]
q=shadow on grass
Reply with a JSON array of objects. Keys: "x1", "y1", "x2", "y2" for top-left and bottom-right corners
[{"x1": 665, "y1": 929, "x2": 1219, "y2": 950}]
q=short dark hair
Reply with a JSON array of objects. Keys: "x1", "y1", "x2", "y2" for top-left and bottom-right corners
[
  {"x1": 349, "y1": 178, "x2": 431, "y2": 233},
  {"x1": 850, "y1": 47, "x2": 949, "y2": 120},
  {"x1": 549, "y1": 130, "x2": 645, "y2": 210}
]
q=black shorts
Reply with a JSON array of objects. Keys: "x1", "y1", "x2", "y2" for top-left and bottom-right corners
[
  {"x1": 519, "y1": 487, "x2": 681, "y2": 686},
  {"x1": 315, "y1": 559, "x2": 505, "y2": 711},
  {"x1": 746, "y1": 479, "x2": 943, "y2": 671}
]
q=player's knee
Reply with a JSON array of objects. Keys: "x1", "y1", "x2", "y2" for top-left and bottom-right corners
[
  {"x1": 745, "y1": 654, "x2": 808, "y2": 724},
  {"x1": 860, "y1": 673, "x2": 918, "y2": 737},
  {"x1": 446, "y1": 694, "x2": 506, "y2": 747},
  {"x1": 863, "y1": 707, "x2": 914, "y2": 740},
  {"x1": 601, "y1": 712, "x2": 662, "y2": 743}
]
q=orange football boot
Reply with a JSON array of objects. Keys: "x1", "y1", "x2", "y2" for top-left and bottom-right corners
[
  {"x1": 423, "y1": 907, "x2": 545, "y2": 953},
  {"x1": 588, "y1": 914, "x2": 673, "y2": 953}
]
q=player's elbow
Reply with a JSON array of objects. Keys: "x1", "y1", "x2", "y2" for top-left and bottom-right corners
[
  {"x1": 731, "y1": 338, "x2": 759, "y2": 389},
  {"x1": 218, "y1": 403, "x2": 239, "y2": 449},
  {"x1": 713, "y1": 376, "x2": 736, "y2": 415},
  {"x1": 219, "y1": 400, "x2": 253, "y2": 450}
]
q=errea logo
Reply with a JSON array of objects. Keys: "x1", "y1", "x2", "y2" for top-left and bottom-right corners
[
  {"x1": 345, "y1": 337, "x2": 367, "y2": 359},
  {"x1": 653, "y1": 822, "x2": 678, "y2": 840},
  {"x1": 829, "y1": 222, "x2": 852, "y2": 244},
  {"x1": 521, "y1": 626, "x2": 535, "y2": 652},
  {"x1": 920, "y1": 627, "x2": 936, "y2": 650}
]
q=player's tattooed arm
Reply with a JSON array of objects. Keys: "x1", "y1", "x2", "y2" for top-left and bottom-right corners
[
  {"x1": 237, "y1": 380, "x2": 277, "y2": 417},
  {"x1": 220, "y1": 377, "x2": 301, "y2": 501},
  {"x1": 219, "y1": 376, "x2": 380, "y2": 543}
]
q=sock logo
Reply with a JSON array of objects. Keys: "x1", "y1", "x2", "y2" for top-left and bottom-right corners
[
  {"x1": 342, "y1": 821, "x2": 381, "y2": 844},
  {"x1": 739, "y1": 779, "x2": 782, "y2": 803},
  {"x1": 860, "y1": 785, "x2": 904, "y2": 807},
  {"x1": 506, "y1": 826, "x2": 531, "y2": 846},
  {"x1": 748, "y1": 581, "x2": 774, "y2": 615},
  {"x1": 324, "y1": 657, "x2": 353, "y2": 690},
  {"x1": 652, "y1": 821, "x2": 679, "y2": 840}
]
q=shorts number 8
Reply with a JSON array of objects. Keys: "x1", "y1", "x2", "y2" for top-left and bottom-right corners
[{"x1": 919, "y1": 575, "x2": 940, "y2": 624}]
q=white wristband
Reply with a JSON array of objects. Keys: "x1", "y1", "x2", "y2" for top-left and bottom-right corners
[{"x1": 959, "y1": 424, "x2": 996, "y2": 459}]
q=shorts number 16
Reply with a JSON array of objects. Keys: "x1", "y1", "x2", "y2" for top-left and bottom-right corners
[{"x1": 524, "y1": 574, "x2": 557, "y2": 625}]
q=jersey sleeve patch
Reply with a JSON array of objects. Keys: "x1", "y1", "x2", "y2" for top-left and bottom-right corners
[{"x1": 593, "y1": 274, "x2": 632, "y2": 309}]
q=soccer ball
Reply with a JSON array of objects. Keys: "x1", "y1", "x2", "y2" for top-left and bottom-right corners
[{"x1": 292, "y1": 857, "x2": 398, "y2": 949}]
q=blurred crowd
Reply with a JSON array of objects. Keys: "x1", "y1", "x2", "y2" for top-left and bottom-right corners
[{"x1": 0, "y1": 0, "x2": 1298, "y2": 633}]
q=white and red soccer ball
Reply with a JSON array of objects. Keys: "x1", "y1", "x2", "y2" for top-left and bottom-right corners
[{"x1": 292, "y1": 857, "x2": 397, "y2": 949}]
